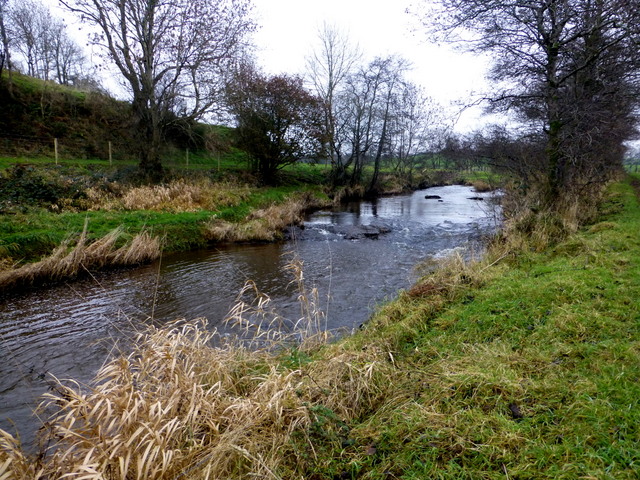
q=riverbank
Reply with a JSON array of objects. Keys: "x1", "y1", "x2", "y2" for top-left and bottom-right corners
[
  {"x1": 0, "y1": 160, "x2": 333, "y2": 291},
  {"x1": 0, "y1": 160, "x2": 494, "y2": 292},
  {"x1": 0, "y1": 184, "x2": 330, "y2": 292},
  {"x1": 1, "y1": 177, "x2": 637, "y2": 477}
]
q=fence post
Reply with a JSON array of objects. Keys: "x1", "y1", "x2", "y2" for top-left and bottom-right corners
[
  {"x1": 186, "y1": 148, "x2": 189, "y2": 167},
  {"x1": 54, "y1": 138, "x2": 59, "y2": 165},
  {"x1": 108, "y1": 141, "x2": 113, "y2": 166}
]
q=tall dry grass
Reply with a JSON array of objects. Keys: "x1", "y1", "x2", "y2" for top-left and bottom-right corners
[
  {"x1": 470, "y1": 179, "x2": 494, "y2": 193},
  {"x1": 0, "y1": 221, "x2": 161, "y2": 291},
  {"x1": 224, "y1": 254, "x2": 329, "y2": 351},
  {"x1": 330, "y1": 185, "x2": 366, "y2": 204},
  {"x1": 205, "y1": 191, "x2": 323, "y2": 242},
  {"x1": 0, "y1": 253, "x2": 396, "y2": 479},
  {"x1": 496, "y1": 178, "x2": 608, "y2": 253},
  {"x1": 19, "y1": 319, "x2": 313, "y2": 479},
  {"x1": 85, "y1": 179, "x2": 251, "y2": 212}
]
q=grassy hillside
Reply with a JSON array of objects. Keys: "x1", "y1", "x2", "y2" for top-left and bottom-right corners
[
  {"x1": 1, "y1": 72, "x2": 136, "y2": 160},
  {"x1": 0, "y1": 72, "x2": 229, "y2": 163}
]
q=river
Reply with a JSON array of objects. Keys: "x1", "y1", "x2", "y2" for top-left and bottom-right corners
[{"x1": 0, "y1": 184, "x2": 500, "y2": 445}]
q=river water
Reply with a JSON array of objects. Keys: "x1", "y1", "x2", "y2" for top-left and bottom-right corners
[{"x1": 0, "y1": 185, "x2": 500, "y2": 445}]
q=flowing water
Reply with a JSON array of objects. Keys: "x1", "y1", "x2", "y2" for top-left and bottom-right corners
[{"x1": 0, "y1": 185, "x2": 500, "y2": 445}]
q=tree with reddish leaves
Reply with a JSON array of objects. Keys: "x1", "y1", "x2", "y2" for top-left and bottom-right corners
[{"x1": 226, "y1": 65, "x2": 325, "y2": 184}]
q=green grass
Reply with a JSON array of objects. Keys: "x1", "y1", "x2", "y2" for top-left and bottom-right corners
[
  {"x1": 6, "y1": 72, "x2": 86, "y2": 100},
  {"x1": 0, "y1": 153, "x2": 240, "y2": 171},
  {"x1": 293, "y1": 178, "x2": 640, "y2": 479},
  {"x1": 0, "y1": 209, "x2": 212, "y2": 260},
  {"x1": 0, "y1": 184, "x2": 328, "y2": 264}
]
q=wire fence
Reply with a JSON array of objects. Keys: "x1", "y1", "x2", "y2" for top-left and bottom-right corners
[
  {"x1": 0, "y1": 132, "x2": 137, "y2": 163},
  {"x1": 0, "y1": 132, "x2": 229, "y2": 168}
]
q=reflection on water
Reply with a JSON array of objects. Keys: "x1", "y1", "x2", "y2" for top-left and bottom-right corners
[{"x1": 0, "y1": 185, "x2": 500, "y2": 444}]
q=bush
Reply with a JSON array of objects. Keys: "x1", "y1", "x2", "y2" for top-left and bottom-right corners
[{"x1": 0, "y1": 164, "x2": 86, "y2": 212}]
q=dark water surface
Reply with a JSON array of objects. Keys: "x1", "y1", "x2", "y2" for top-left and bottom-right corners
[{"x1": 0, "y1": 185, "x2": 500, "y2": 444}]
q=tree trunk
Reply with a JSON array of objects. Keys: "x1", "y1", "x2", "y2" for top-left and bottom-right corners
[
  {"x1": 546, "y1": 117, "x2": 564, "y2": 204},
  {"x1": 544, "y1": 23, "x2": 564, "y2": 206},
  {"x1": 368, "y1": 100, "x2": 390, "y2": 194},
  {"x1": 135, "y1": 103, "x2": 164, "y2": 181}
]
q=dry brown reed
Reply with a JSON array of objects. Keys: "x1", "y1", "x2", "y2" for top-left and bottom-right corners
[
  {"x1": 408, "y1": 251, "x2": 489, "y2": 299},
  {"x1": 330, "y1": 185, "x2": 366, "y2": 205},
  {"x1": 496, "y1": 179, "x2": 608, "y2": 253},
  {"x1": 0, "y1": 250, "x2": 399, "y2": 479},
  {"x1": 12, "y1": 319, "x2": 311, "y2": 480},
  {"x1": 224, "y1": 253, "x2": 329, "y2": 352},
  {"x1": 86, "y1": 179, "x2": 251, "y2": 212},
  {"x1": 0, "y1": 222, "x2": 161, "y2": 291},
  {"x1": 0, "y1": 429, "x2": 41, "y2": 479},
  {"x1": 205, "y1": 191, "x2": 323, "y2": 243},
  {"x1": 471, "y1": 180, "x2": 493, "y2": 192}
]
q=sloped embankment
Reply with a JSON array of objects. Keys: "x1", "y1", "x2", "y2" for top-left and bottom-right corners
[{"x1": 317, "y1": 177, "x2": 640, "y2": 479}]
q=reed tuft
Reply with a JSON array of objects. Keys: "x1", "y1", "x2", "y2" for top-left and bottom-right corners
[
  {"x1": 0, "y1": 251, "x2": 401, "y2": 478},
  {"x1": 205, "y1": 192, "x2": 321, "y2": 243},
  {"x1": 0, "y1": 221, "x2": 161, "y2": 291},
  {"x1": 471, "y1": 180, "x2": 493, "y2": 192},
  {"x1": 408, "y1": 251, "x2": 490, "y2": 300},
  {"x1": 1, "y1": 317, "x2": 320, "y2": 479},
  {"x1": 86, "y1": 179, "x2": 251, "y2": 212},
  {"x1": 224, "y1": 253, "x2": 329, "y2": 352},
  {"x1": 0, "y1": 429, "x2": 41, "y2": 479}
]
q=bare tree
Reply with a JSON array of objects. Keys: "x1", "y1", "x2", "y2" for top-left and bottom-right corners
[
  {"x1": 389, "y1": 85, "x2": 445, "y2": 183},
  {"x1": 10, "y1": 0, "x2": 45, "y2": 78},
  {"x1": 59, "y1": 0, "x2": 256, "y2": 178},
  {"x1": 51, "y1": 26, "x2": 86, "y2": 86},
  {"x1": 5, "y1": 1, "x2": 88, "y2": 86},
  {"x1": 11, "y1": 0, "x2": 65, "y2": 80},
  {"x1": 0, "y1": 0, "x2": 12, "y2": 88},
  {"x1": 306, "y1": 26, "x2": 445, "y2": 190},
  {"x1": 367, "y1": 56, "x2": 412, "y2": 193},
  {"x1": 306, "y1": 23, "x2": 361, "y2": 168},
  {"x1": 422, "y1": 0, "x2": 640, "y2": 205},
  {"x1": 331, "y1": 55, "x2": 413, "y2": 189},
  {"x1": 336, "y1": 61, "x2": 382, "y2": 186}
]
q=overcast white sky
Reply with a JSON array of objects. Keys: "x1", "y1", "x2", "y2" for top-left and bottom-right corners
[
  {"x1": 45, "y1": 0, "x2": 494, "y2": 132},
  {"x1": 254, "y1": 1, "x2": 482, "y2": 95},
  {"x1": 253, "y1": 0, "x2": 491, "y2": 131}
]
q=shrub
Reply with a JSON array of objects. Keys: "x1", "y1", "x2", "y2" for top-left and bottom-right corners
[{"x1": 0, "y1": 164, "x2": 86, "y2": 211}]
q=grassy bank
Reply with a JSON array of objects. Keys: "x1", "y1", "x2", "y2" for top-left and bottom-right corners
[
  {"x1": 0, "y1": 157, "x2": 494, "y2": 291},
  {"x1": 320, "y1": 177, "x2": 640, "y2": 479},
  {"x1": 1, "y1": 178, "x2": 637, "y2": 477},
  {"x1": 0, "y1": 183, "x2": 326, "y2": 259},
  {"x1": 0, "y1": 181, "x2": 330, "y2": 291}
]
